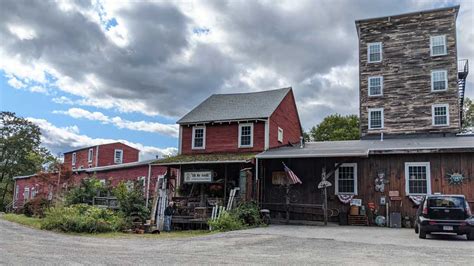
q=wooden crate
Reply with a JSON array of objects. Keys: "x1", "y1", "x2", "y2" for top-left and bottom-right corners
[{"x1": 348, "y1": 215, "x2": 368, "y2": 226}]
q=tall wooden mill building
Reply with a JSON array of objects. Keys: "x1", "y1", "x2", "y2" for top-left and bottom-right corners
[{"x1": 256, "y1": 6, "x2": 473, "y2": 224}]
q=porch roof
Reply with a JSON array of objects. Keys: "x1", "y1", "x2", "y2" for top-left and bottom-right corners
[
  {"x1": 256, "y1": 136, "x2": 474, "y2": 159},
  {"x1": 153, "y1": 153, "x2": 257, "y2": 166}
]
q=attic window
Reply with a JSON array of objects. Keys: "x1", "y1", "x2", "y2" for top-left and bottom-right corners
[
  {"x1": 88, "y1": 148, "x2": 93, "y2": 163},
  {"x1": 238, "y1": 123, "x2": 253, "y2": 148},
  {"x1": 278, "y1": 127, "x2": 284, "y2": 143},
  {"x1": 114, "y1": 149, "x2": 123, "y2": 164},
  {"x1": 72, "y1": 152, "x2": 76, "y2": 166}
]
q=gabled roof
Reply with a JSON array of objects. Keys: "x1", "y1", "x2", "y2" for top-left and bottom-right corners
[
  {"x1": 177, "y1": 87, "x2": 292, "y2": 124},
  {"x1": 256, "y1": 136, "x2": 474, "y2": 159}
]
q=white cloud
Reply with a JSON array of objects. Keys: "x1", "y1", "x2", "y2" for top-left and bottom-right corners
[
  {"x1": 7, "y1": 23, "x2": 37, "y2": 40},
  {"x1": 7, "y1": 76, "x2": 26, "y2": 89},
  {"x1": 27, "y1": 117, "x2": 177, "y2": 160},
  {"x1": 53, "y1": 107, "x2": 179, "y2": 137}
]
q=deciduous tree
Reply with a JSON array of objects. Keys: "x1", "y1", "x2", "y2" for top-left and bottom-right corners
[{"x1": 309, "y1": 114, "x2": 360, "y2": 141}]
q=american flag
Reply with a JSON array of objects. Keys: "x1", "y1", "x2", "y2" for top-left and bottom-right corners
[{"x1": 282, "y1": 162, "x2": 302, "y2": 184}]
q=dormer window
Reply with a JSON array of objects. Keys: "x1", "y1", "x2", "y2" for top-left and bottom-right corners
[
  {"x1": 430, "y1": 35, "x2": 446, "y2": 56},
  {"x1": 367, "y1": 42, "x2": 382, "y2": 63},
  {"x1": 88, "y1": 148, "x2": 93, "y2": 163},
  {"x1": 431, "y1": 70, "x2": 448, "y2": 91},
  {"x1": 238, "y1": 123, "x2": 254, "y2": 148},
  {"x1": 368, "y1": 108, "x2": 384, "y2": 130},
  {"x1": 114, "y1": 149, "x2": 123, "y2": 164},
  {"x1": 192, "y1": 126, "x2": 206, "y2": 149},
  {"x1": 368, "y1": 76, "x2": 383, "y2": 96},
  {"x1": 72, "y1": 152, "x2": 76, "y2": 166}
]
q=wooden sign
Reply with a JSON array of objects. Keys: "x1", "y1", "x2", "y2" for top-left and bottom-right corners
[
  {"x1": 389, "y1": 191, "x2": 399, "y2": 197},
  {"x1": 184, "y1": 171, "x2": 213, "y2": 183},
  {"x1": 272, "y1": 171, "x2": 287, "y2": 185}
]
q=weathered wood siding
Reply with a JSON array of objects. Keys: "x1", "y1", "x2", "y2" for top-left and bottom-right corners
[
  {"x1": 260, "y1": 152, "x2": 474, "y2": 221},
  {"x1": 357, "y1": 7, "x2": 460, "y2": 138}
]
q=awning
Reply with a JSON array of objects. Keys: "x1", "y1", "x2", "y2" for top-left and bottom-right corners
[{"x1": 153, "y1": 153, "x2": 257, "y2": 166}]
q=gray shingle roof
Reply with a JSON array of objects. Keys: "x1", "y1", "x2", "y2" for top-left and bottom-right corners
[
  {"x1": 177, "y1": 87, "x2": 292, "y2": 124},
  {"x1": 256, "y1": 136, "x2": 474, "y2": 158}
]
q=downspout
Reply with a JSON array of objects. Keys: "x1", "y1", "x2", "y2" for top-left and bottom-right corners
[
  {"x1": 145, "y1": 163, "x2": 152, "y2": 208},
  {"x1": 95, "y1": 145, "x2": 99, "y2": 167}
]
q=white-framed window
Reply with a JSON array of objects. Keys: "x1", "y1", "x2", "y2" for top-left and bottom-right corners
[
  {"x1": 238, "y1": 123, "x2": 254, "y2": 148},
  {"x1": 405, "y1": 162, "x2": 431, "y2": 195},
  {"x1": 88, "y1": 148, "x2": 93, "y2": 163},
  {"x1": 431, "y1": 70, "x2": 448, "y2": 92},
  {"x1": 15, "y1": 185, "x2": 19, "y2": 200},
  {"x1": 192, "y1": 126, "x2": 206, "y2": 149},
  {"x1": 23, "y1": 187, "x2": 30, "y2": 202},
  {"x1": 31, "y1": 187, "x2": 36, "y2": 199},
  {"x1": 114, "y1": 149, "x2": 123, "y2": 164},
  {"x1": 368, "y1": 76, "x2": 383, "y2": 96},
  {"x1": 99, "y1": 179, "x2": 106, "y2": 186},
  {"x1": 432, "y1": 104, "x2": 449, "y2": 126},
  {"x1": 367, "y1": 42, "x2": 382, "y2": 63},
  {"x1": 277, "y1": 127, "x2": 284, "y2": 143},
  {"x1": 430, "y1": 35, "x2": 446, "y2": 56},
  {"x1": 138, "y1": 176, "x2": 146, "y2": 193},
  {"x1": 72, "y1": 152, "x2": 76, "y2": 166},
  {"x1": 368, "y1": 108, "x2": 384, "y2": 129},
  {"x1": 335, "y1": 163, "x2": 358, "y2": 195}
]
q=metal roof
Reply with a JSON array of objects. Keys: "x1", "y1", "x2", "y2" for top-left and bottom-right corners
[
  {"x1": 13, "y1": 174, "x2": 38, "y2": 180},
  {"x1": 153, "y1": 153, "x2": 256, "y2": 166},
  {"x1": 256, "y1": 136, "x2": 474, "y2": 159},
  {"x1": 177, "y1": 87, "x2": 292, "y2": 124}
]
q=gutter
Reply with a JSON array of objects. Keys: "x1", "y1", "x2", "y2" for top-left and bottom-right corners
[
  {"x1": 255, "y1": 151, "x2": 369, "y2": 159},
  {"x1": 152, "y1": 159, "x2": 251, "y2": 166},
  {"x1": 145, "y1": 163, "x2": 152, "y2": 208}
]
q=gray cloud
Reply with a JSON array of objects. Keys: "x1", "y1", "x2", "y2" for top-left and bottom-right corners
[{"x1": 1, "y1": 0, "x2": 473, "y2": 132}]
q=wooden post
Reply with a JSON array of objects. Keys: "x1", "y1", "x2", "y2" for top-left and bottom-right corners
[
  {"x1": 224, "y1": 164, "x2": 228, "y2": 203},
  {"x1": 285, "y1": 184, "x2": 290, "y2": 224},
  {"x1": 323, "y1": 186, "x2": 328, "y2": 226}
]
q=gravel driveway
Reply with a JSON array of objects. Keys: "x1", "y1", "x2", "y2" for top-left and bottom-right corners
[{"x1": 0, "y1": 218, "x2": 472, "y2": 265}]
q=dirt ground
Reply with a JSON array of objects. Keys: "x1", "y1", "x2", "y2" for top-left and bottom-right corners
[{"x1": 0, "y1": 218, "x2": 472, "y2": 265}]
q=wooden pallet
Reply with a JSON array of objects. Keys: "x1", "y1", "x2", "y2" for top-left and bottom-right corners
[{"x1": 348, "y1": 215, "x2": 368, "y2": 226}]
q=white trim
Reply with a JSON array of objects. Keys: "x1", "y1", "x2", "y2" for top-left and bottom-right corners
[
  {"x1": 88, "y1": 148, "x2": 93, "y2": 163},
  {"x1": 23, "y1": 187, "x2": 30, "y2": 202},
  {"x1": 430, "y1": 35, "x2": 447, "y2": 56},
  {"x1": 72, "y1": 152, "x2": 76, "y2": 166},
  {"x1": 405, "y1": 162, "x2": 431, "y2": 196},
  {"x1": 335, "y1": 163, "x2": 358, "y2": 195},
  {"x1": 367, "y1": 42, "x2": 382, "y2": 63},
  {"x1": 178, "y1": 125, "x2": 183, "y2": 154},
  {"x1": 238, "y1": 123, "x2": 254, "y2": 148},
  {"x1": 368, "y1": 108, "x2": 384, "y2": 130},
  {"x1": 431, "y1": 69, "x2": 448, "y2": 92},
  {"x1": 95, "y1": 145, "x2": 99, "y2": 167},
  {"x1": 277, "y1": 127, "x2": 284, "y2": 143},
  {"x1": 431, "y1": 104, "x2": 449, "y2": 126},
  {"x1": 368, "y1": 76, "x2": 383, "y2": 96},
  {"x1": 192, "y1": 126, "x2": 206, "y2": 150},
  {"x1": 114, "y1": 149, "x2": 123, "y2": 164},
  {"x1": 264, "y1": 120, "x2": 270, "y2": 150}
]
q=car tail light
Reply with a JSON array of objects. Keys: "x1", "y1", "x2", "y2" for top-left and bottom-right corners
[
  {"x1": 422, "y1": 200, "x2": 428, "y2": 215},
  {"x1": 429, "y1": 221, "x2": 437, "y2": 225}
]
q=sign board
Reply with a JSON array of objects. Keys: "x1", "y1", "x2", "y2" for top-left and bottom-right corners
[
  {"x1": 389, "y1": 191, "x2": 399, "y2": 197},
  {"x1": 318, "y1": 180, "x2": 332, "y2": 189},
  {"x1": 272, "y1": 171, "x2": 287, "y2": 185},
  {"x1": 184, "y1": 171, "x2": 213, "y2": 183},
  {"x1": 350, "y1": 199, "x2": 362, "y2": 206}
]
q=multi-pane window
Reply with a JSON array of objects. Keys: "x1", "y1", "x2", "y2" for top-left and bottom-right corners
[
  {"x1": 431, "y1": 70, "x2": 448, "y2": 91},
  {"x1": 367, "y1": 42, "x2": 382, "y2": 63},
  {"x1": 278, "y1": 127, "x2": 284, "y2": 143},
  {"x1": 405, "y1": 162, "x2": 431, "y2": 195},
  {"x1": 368, "y1": 76, "x2": 383, "y2": 96},
  {"x1": 432, "y1": 104, "x2": 449, "y2": 126},
  {"x1": 335, "y1": 163, "x2": 357, "y2": 195},
  {"x1": 239, "y1": 123, "x2": 253, "y2": 148},
  {"x1": 430, "y1": 35, "x2": 446, "y2": 56},
  {"x1": 88, "y1": 148, "x2": 93, "y2": 163},
  {"x1": 192, "y1": 126, "x2": 205, "y2": 149},
  {"x1": 368, "y1": 108, "x2": 384, "y2": 129},
  {"x1": 114, "y1": 149, "x2": 123, "y2": 164},
  {"x1": 72, "y1": 152, "x2": 76, "y2": 166},
  {"x1": 23, "y1": 187, "x2": 30, "y2": 203}
]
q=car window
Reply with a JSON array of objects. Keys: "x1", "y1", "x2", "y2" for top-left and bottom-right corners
[{"x1": 428, "y1": 197, "x2": 464, "y2": 208}]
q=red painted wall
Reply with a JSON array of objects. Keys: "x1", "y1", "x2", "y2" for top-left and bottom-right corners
[
  {"x1": 63, "y1": 143, "x2": 139, "y2": 170},
  {"x1": 269, "y1": 90, "x2": 302, "y2": 148},
  {"x1": 181, "y1": 122, "x2": 265, "y2": 154}
]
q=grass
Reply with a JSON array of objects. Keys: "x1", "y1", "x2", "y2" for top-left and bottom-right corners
[{"x1": 0, "y1": 213, "x2": 213, "y2": 239}]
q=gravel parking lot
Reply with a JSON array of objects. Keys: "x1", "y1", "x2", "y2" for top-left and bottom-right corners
[{"x1": 0, "y1": 218, "x2": 472, "y2": 265}]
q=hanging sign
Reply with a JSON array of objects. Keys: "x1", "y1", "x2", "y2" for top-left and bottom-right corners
[
  {"x1": 184, "y1": 171, "x2": 213, "y2": 183},
  {"x1": 272, "y1": 171, "x2": 287, "y2": 185},
  {"x1": 318, "y1": 180, "x2": 332, "y2": 189},
  {"x1": 350, "y1": 199, "x2": 362, "y2": 206}
]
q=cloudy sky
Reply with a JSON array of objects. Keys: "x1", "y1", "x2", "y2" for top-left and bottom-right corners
[{"x1": 1, "y1": 0, "x2": 473, "y2": 159}]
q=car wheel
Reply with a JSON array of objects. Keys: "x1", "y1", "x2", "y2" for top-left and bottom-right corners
[
  {"x1": 419, "y1": 229, "x2": 427, "y2": 239},
  {"x1": 467, "y1": 232, "x2": 474, "y2": 241},
  {"x1": 414, "y1": 224, "x2": 419, "y2": 234}
]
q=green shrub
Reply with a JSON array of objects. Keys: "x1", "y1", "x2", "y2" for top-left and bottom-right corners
[
  {"x1": 231, "y1": 201, "x2": 263, "y2": 226},
  {"x1": 208, "y1": 211, "x2": 244, "y2": 232},
  {"x1": 41, "y1": 204, "x2": 124, "y2": 233},
  {"x1": 23, "y1": 197, "x2": 50, "y2": 218},
  {"x1": 113, "y1": 181, "x2": 150, "y2": 225},
  {"x1": 65, "y1": 177, "x2": 108, "y2": 206}
]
